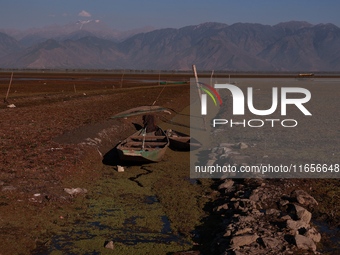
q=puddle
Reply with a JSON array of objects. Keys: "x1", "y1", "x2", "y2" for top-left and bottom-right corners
[
  {"x1": 314, "y1": 220, "x2": 340, "y2": 253},
  {"x1": 144, "y1": 195, "x2": 159, "y2": 204},
  {"x1": 184, "y1": 177, "x2": 201, "y2": 185},
  {"x1": 32, "y1": 215, "x2": 188, "y2": 254},
  {"x1": 161, "y1": 215, "x2": 172, "y2": 234},
  {"x1": 32, "y1": 212, "x2": 188, "y2": 254}
]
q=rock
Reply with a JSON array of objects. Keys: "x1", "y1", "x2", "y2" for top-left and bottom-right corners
[
  {"x1": 291, "y1": 190, "x2": 318, "y2": 206},
  {"x1": 228, "y1": 151, "x2": 241, "y2": 156},
  {"x1": 231, "y1": 234, "x2": 258, "y2": 249},
  {"x1": 294, "y1": 204, "x2": 312, "y2": 224},
  {"x1": 305, "y1": 227, "x2": 321, "y2": 243},
  {"x1": 219, "y1": 153, "x2": 229, "y2": 160},
  {"x1": 220, "y1": 174, "x2": 229, "y2": 180},
  {"x1": 64, "y1": 187, "x2": 87, "y2": 195},
  {"x1": 295, "y1": 234, "x2": 316, "y2": 252},
  {"x1": 259, "y1": 192, "x2": 268, "y2": 202},
  {"x1": 206, "y1": 159, "x2": 216, "y2": 166},
  {"x1": 216, "y1": 147, "x2": 224, "y2": 154},
  {"x1": 238, "y1": 142, "x2": 249, "y2": 149},
  {"x1": 251, "y1": 209, "x2": 263, "y2": 216},
  {"x1": 234, "y1": 227, "x2": 252, "y2": 236},
  {"x1": 218, "y1": 179, "x2": 234, "y2": 190},
  {"x1": 1, "y1": 185, "x2": 16, "y2": 192},
  {"x1": 203, "y1": 169, "x2": 321, "y2": 254},
  {"x1": 261, "y1": 237, "x2": 281, "y2": 249},
  {"x1": 211, "y1": 147, "x2": 218, "y2": 153},
  {"x1": 249, "y1": 191, "x2": 260, "y2": 202},
  {"x1": 208, "y1": 153, "x2": 218, "y2": 160},
  {"x1": 279, "y1": 199, "x2": 290, "y2": 207},
  {"x1": 238, "y1": 216, "x2": 255, "y2": 222},
  {"x1": 29, "y1": 193, "x2": 46, "y2": 203},
  {"x1": 223, "y1": 147, "x2": 233, "y2": 153},
  {"x1": 117, "y1": 165, "x2": 125, "y2": 172},
  {"x1": 286, "y1": 220, "x2": 308, "y2": 232},
  {"x1": 7, "y1": 104, "x2": 16, "y2": 108},
  {"x1": 216, "y1": 203, "x2": 229, "y2": 211},
  {"x1": 281, "y1": 215, "x2": 292, "y2": 221},
  {"x1": 239, "y1": 198, "x2": 253, "y2": 205},
  {"x1": 104, "y1": 240, "x2": 115, "y2": 250},
  {"x1": 265, "y1": 208, "x2": 280, "y2": 216},
  {"x1": 228, "y1": 155, "x2": 251, "y2": 165},
  {"x1": 224, "y1": 230, "x2": 232, "y2": 237},
  {"x1": 219, "y1": 143, "x2": 235, "y2": 148}
]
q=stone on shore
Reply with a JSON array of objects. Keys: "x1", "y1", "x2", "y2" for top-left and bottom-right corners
[
  {"x1": 231, "y1": 234, "x2": 258, "y2": 249},
  {"x1": 295, "y1": 234, "x2": 316, "y2": 252},
  {"x1": 104, "y1": 240, "x2": 115, "y2": 250},
  {"x1": 294, "y1": 204, "x2": 312, "y2": 224},
  {"x1": 291, "y1": 189, "x2": 318, "y2": 206},
  {"x1": 218, "y1": 179, "x2": 234, "y2": 191},
  {"x1": 306, "y1": 227, "x2": 322, "y2": 243},
  {"x1": 64, "y1": 187, "x2": 87, "y2": 195}
]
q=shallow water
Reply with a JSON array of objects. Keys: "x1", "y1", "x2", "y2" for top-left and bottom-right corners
[{"x1": 314, "y1": 221, "x2": 340, "y2": 254}]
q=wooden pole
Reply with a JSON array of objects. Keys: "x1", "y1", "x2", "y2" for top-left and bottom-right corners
[
  {"x1": 192, "y1": 65, "x2": 201, "y2": 97},
  {"x1": 192, "y1": 65, "x2": 206, "y2": 130},
  {"x1": 120, "y1": 70, "x2": 125, "y2": 88},
  {"x1": 210, "y1": 70, "x2": 214, "y2": 85},
  {"x1": 4, "y1": 72, "x2": 13, "y2": 104},
  {"x1": 158, "y1": 71, "x2": 160, "y2": 86}
]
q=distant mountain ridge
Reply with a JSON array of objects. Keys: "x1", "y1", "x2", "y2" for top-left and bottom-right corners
[
  {"x1": 0, "y1": 21, "x2": 340, "y2": 71},
  {"x1": 1, "y1": 20, "x2": 155, "y2": 46}
]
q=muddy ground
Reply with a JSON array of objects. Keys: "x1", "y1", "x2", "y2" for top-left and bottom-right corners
[
  {"x1": 0, "y1": 71, "x2": 203, "y2": 254},
  {"x1": 0, "y1": 71, "x2": 339, "y2": 254}
]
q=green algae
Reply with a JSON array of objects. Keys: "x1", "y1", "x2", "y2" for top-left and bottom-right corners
[{"x1": 32, "y1": 147, "x2": 210, "y2": 255}]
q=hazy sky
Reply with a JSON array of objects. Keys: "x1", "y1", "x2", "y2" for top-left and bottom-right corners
[{"x1": 1, "y1": 0, "x2": 340, "y2": 31}]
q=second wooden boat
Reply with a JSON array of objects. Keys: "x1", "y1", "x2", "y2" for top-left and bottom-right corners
[{"x1": 165, "y1": 129, "x2": 202, "y2": 151}]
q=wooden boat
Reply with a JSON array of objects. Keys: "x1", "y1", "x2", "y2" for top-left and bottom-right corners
[
  {"x1": 165, "y1": 129, "x2": 202, "y2": 151},
  {"x1": 117, "y1": 128, "x2": 169, "y2": 163}
]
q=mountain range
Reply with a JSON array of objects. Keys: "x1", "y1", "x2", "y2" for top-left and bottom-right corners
[{"x1": 1, "y1": 20, "x2": 340, "y2": 71}]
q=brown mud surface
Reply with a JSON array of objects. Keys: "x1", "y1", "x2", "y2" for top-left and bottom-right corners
[
  {"x1": 0, "y1": 71, "x2": 200, "y2": 254},
  {"x1": 0, "y1": 71, "x2": 339, "y2": 254}
]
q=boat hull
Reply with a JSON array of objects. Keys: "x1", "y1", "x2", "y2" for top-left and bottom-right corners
[
  {"x1": 165, "y1": 129, "x2": 201, "y2": 151},
  {"x1": 117, "y1": 128, "x2": 169, "y2": 163},
  {"x1": 117, "y1": 147, "x2": 167, "y2": 162}
]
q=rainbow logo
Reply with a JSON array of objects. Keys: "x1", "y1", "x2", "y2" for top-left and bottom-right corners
[{"x1": 198, "y1": 82, "x2": 223, "y2": 106}]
